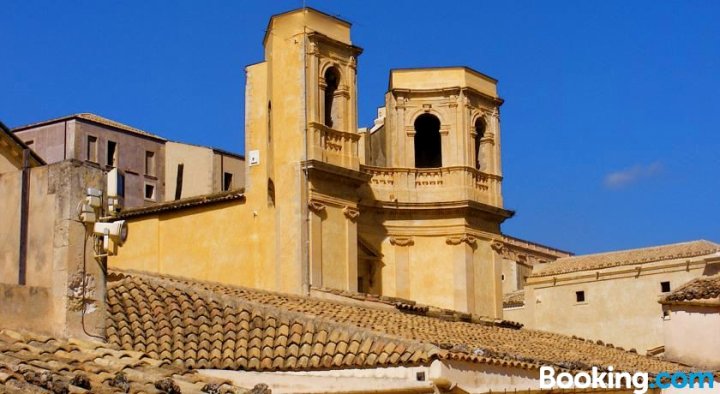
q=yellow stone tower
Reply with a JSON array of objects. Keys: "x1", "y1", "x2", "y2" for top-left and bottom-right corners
[
  {"x1": 244, "y1": 8, "x2": 365, "y2": 295},
  {"x1": 359, "y1": 67, "x2": 511, "y2": 317}
]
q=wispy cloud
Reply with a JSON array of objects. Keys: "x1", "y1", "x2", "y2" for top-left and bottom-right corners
[{"x1": 603, "y1": 161, "x2": 663, "y2": 189}]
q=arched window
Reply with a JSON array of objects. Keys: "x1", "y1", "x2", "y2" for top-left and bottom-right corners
[
  {"x1": 324, "y1": 67, "x2": 340, "y2": 128},
  {"x1": 474, "y1": 118, "x2": 486, "y2": 170},
  {"x1": 414, "y1": 113, "x2": 442, "y2": 168}
]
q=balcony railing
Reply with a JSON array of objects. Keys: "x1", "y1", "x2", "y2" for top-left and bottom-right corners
[
  {"x1": 308, "y1": 122, "x2": 360, "y2": 170},
  {"x1": 361, "y1": 165, "x2": 502, "y2": 207}
]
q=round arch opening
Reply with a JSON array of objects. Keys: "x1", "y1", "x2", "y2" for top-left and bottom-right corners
[{"x1": 414, "y1": 113, "x2": 442, "y2": 168}]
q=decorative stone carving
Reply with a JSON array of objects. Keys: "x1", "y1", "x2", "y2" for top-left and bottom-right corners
[
  {"x1": 308, "y1": 41, "x2": 318, "y2": 55},
  {"x1": 348, "y1": 55, "x2": 357, "y2": 70},
  {"x1": 308, "y1": 200, "x2": 326, "y2": 213},
  {"x1": 389, "y1": 237, "x2": 414, "y2": 247},
  {"x1": 343, "y1": 206, "x2": 359, "y2": 221},
  {"x1": 491, "y1": 241, "x2": 505, "y2": 254},
  {"x1": 492, "y1": 240, "x2": 542, "y2": 266},
  {"x1": 447, "y1": 235, "x2": 477, "y2": 246}
]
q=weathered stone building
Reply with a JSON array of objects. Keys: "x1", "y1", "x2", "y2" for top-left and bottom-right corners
[
  {"x1": 504, "y1": 240, "x2": 720, "y2": 355},
  {"x1": 0, "y1": 122, "x2": 106, "y2": 340},
  {"x1": 13, "y1": 113, "x2": 244, "y2": 208}
]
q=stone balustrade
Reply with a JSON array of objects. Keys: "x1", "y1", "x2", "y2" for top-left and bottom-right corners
[
  {"x1": 361, "y1": 165, "x2": 502, "y2": 207},
  {"x1": 307, "y1": 122, "x2": 360, "y2": 170}
]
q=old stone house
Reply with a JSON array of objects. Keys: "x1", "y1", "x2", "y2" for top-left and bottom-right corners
[
  {"x1": 12, "y1": 113, "x2": 244, "y2": 209},
  {"x1": 504, "y1": 240, "x2": 720, "y2": 355}
]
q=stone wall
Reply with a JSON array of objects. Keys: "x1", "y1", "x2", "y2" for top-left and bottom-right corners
[{"x1": 0, "y1": 160, "x2": 106, "y2": 339}]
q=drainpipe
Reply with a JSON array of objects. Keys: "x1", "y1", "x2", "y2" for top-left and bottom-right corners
[{"x1": 18, "y1": 149, "x2": 31, "y2": 285}]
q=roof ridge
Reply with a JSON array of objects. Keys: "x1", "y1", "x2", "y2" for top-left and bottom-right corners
[
  {"x1": 556, "y1": 240, "x2": 719, "y2": 261},
  {"x1": 532, "y1": 240, "x2": 720, "y2": 277},
  {"x1": 12, "y1": 112, "x2": 166, "y2": 141},
  {"x1": 110, "y1": 269, "x2": 396, "y2": 314}
]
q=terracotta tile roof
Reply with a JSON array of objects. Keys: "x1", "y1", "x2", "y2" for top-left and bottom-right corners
[
  {"x1": 13, "y1": 113, "x2": 167, "y2": 141},
  {"x1": 107, "y1": 273, "x2": 437, "y2": 372},
  {"x1": 660, "y1": 274, "x2": 720, "y2": 306},
  {"x1": 107, "y1": 270, "x2": 690, "y2": 375},
  {"x1": 0, "y1": 329, "x2": 247, "y2": 393},
  {"x1": 531, "y1": 240, "x2": 720, "y2": 278},
  {"x1": 503, "y1": 290, "x2": 525, "y2": 308},
  {"x1": 311, "y1": 286, "x2": 521, "y2": 327},
  {"x1": 118, "y1": 190, "x2": 245, "y2": 219}
]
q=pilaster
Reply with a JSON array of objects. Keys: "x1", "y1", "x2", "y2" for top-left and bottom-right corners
[{"x1": 390, "y1": 236, "x2": 414, "y2": 299}]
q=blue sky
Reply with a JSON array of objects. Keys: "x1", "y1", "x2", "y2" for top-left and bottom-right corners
[{"x1": 3, "y1": 1, "x2": 719, "y2": 254}]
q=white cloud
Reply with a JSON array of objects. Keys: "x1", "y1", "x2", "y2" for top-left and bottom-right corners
[{"x1": 603, "y1": 161, "x2": 663, "y2": 189}]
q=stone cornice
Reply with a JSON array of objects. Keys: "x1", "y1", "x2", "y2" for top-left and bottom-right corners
[
  {"x1": 307, "y1": 31, "x2": 364, "y2": 56},
  {"x1": 358, "y1": 199, "x2": 514, "y2": 222},
  {"x1": 390, "y1": 86, "x2": 503, "y2": 107},
  {"x1": 302, "y1": 159, "x2": 371, "y2": 186}
]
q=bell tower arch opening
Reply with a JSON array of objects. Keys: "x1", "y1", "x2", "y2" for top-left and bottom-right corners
[
  {"x1": 414, "y1": 113, "x2": 442, "y2": 168},
  {"x1": 474, "y1": 117, "x2": 486, "y2": 170},
  {"x1": 323, "y1": 66, "x2": 341, "y2": 129}
]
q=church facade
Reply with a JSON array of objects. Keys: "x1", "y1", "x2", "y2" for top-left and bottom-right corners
[{"x1": 109, "y1": 8, "x2": 556, "y2": 317}]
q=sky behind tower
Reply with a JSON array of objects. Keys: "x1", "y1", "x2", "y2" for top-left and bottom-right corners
[{"x1": 2, "y1": 1, "x2": 719, "y2": 254}]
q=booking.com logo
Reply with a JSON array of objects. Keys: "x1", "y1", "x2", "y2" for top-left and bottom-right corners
[{"x1": 540, "y1": 366, "x2": 715, "y2": 394}]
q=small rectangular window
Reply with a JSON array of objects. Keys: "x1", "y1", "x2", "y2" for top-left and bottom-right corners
[
  {"x1": 107, "y1": 141, "x2": 118, "y2": 167},
  {"x1": 501, "y1": 274, "x2": 505, "y2": 281},
  {"x1": 223, "y1": 172, "x2": 233, "y2": 191},
  {"x1": 144, "y1": 183, "x2": 156, "y2": 201},
  {"x1": 87, "y1": 136, "x2": 98, "y2": 162},
  {"x1": 661, "y1": 281, "x2": 671, "y2": 293},
  {"x1": 174, "y1": 163, "x2": 184, "y2": 200},
  {"x1": 24, "y1": 140, "x2": 34, "y2": 147},
  {"x1": 145, "y1": 151, "x2": 156, "y2": 176},
  {"x1": 576, "y1": 291, "x2": 586, "y2": 303}
]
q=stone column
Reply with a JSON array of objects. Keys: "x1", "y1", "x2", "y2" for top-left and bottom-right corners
[
  {"x1": 307, "y1": 40, "x2": 319, "y2": 125},
  {"x1": 347, "y1": 56, "x2": 358, "y2": 134}
]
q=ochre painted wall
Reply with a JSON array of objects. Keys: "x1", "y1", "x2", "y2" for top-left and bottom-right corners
[
  {"x1": 664, "y1": 304, "x2": 720, "y2": 369},
  {"x1": 521, "y1": 258, "x2": 715, "y2": 353},
  {"x1": 165, "y1": 142, "x2": 214, "y2": 200}
]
